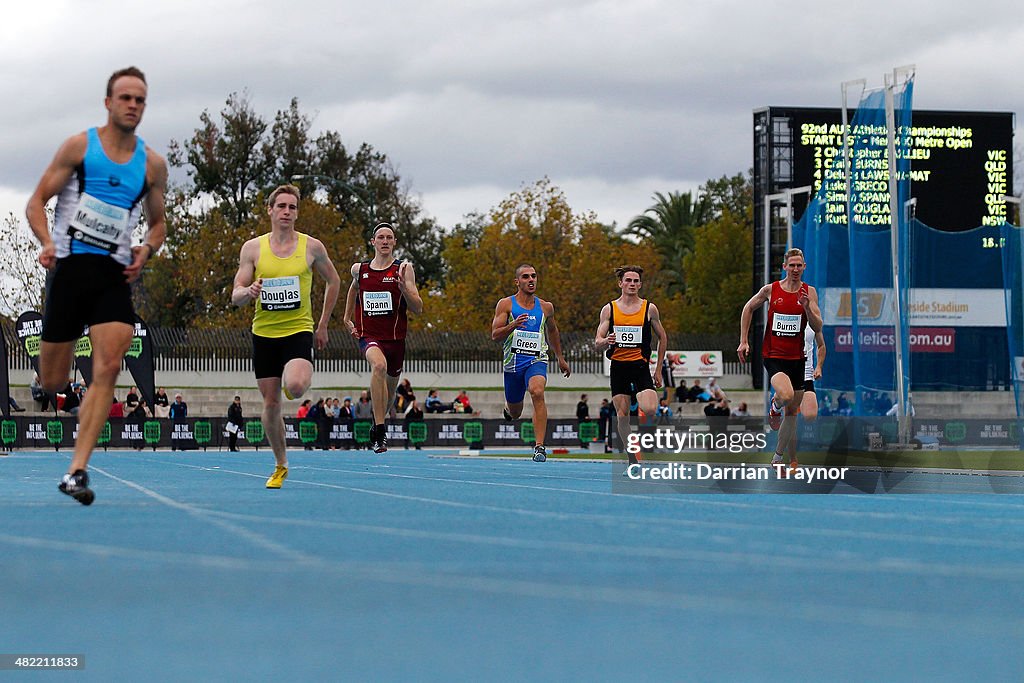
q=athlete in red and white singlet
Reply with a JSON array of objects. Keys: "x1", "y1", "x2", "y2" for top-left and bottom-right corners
[
  {"x1": 737, "y1": 249, "x2": 823, "y2": 474},
  {"x1": 342, "y1": 223, "x2": 423, "y2": 454}
]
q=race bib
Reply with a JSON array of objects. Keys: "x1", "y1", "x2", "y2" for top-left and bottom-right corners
[
  {"x1": 362, "y1": 290, "x2": 393, "y2": 315},
  {"x1": 771, "y1": 312, "x2": 801, "y2": 336},
  {"x1": 68, "y1": 192, "x2": 130, "y2": 253},
  {"x1": 260, "y1": 276, "x2": 302, "y2": 311},
  {"x1": 615, "y1": 324, "x2": 643, "y2": 347},
  {"x1": 510, "y1": 329, "x2": 542, "y2": 356}
]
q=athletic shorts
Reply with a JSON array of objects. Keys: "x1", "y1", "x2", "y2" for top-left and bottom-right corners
[
  {"x1": 763, "y1": 357, "x2": 805, "y2": 390},
  {"x1": 42, "y1": 255, "x2": 135, "y2": 342},
  {"x1": 503, "y1": 361, "x2": 548, "y2": 404},
  {"x1": 803, "y1": 379, "x2": 815, "y2": 392},
  {"x1": 358, "y1": 338, "x2": 406, "y2": 377},
  {"x1": 252, "y1": 331, "x2": 314, "y2": 379},
  {"x1": 610, "y1": 359, "x2": 655, "y2": 397}
]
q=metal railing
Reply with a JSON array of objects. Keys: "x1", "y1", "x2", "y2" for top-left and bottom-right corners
[{"x1": 3, "y1": 323, "x2": 739, "y2": 375}]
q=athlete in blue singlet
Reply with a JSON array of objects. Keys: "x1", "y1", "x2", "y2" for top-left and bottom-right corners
[
  {"x1": 26, "y1": 66, "x2": 168, "y2": 505},
  {"x1": 490, "y1": 264, "x2": 571, "y2": 462}
]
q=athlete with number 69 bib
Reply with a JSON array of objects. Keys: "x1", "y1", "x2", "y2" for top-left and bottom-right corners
[{"x1": 737, "y1": 248, "x2": 823, "y2": 474}]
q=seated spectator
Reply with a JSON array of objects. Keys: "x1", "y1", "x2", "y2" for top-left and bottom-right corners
[
  {"x1": 109, "y1": 396, "x2": 124, "y2": 418},
  {"x1": 688, "y1": 380, "x2": 711, "y2": 403},
  {"x1": 704, "y1": 398, "x2": 730, "y2": 418},
  {"x1": 153, "y1": 387, "x2": 170, "y2": 418},
  {"x1": 452, "y1": 390, "x2": 474, "y2": 414},
  {"x1": 296, "y1": 399, "x2": 311, "y2": 419},
  {"x1": 656, "y1": 398, "x2": 673, "y2": 424},
  {"x1": 424, "y1": 390, "x2": 448, "y2": 413},
  {"x1": 30, "y1": 373, "x2": 50, "y2": 412},
  {"x1": 404, "y1": 400, "x2": 425, "y2": 450},
  {"x1": 61, "y1": 382, "x2": 82, "y2": 415},
  {"x1": 730, "y1": 401, "x2": 749, "y2": 418},
  {"x1": 674, "y1": 380, "x2": 688, "y2": 404},
  {"x1": 354, "y1": 391, "x2": 373, "y2": 421},
  {"x1": 169, "y1": 393, "x2": 188, "y2": 421},
  {"x1": 396, "y1": 378, "x2": 415, "y2": 413}
]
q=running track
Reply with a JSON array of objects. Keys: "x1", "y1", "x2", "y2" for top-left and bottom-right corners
[{"x1": 2, "y1": 449, "x2": 1023, "y2": 680}]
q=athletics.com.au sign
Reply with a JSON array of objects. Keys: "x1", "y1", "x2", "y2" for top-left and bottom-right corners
[{"x1": 834, "y1": 327, "x2": 955, "y2": 353}]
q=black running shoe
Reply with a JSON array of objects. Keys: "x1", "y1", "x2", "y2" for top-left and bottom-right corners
[
  {"x1": 371, "y1": 425, "x2": 388, "y2": 454},
  {"x1": 532, "y1": 445, "x2": 547, "y2": 462},
  {"x1": 58, "y1": 469, "x2": 95, "y2": 506},
  {"x1": 503, "y1": 406, "x2": 513, "y2": 421}
]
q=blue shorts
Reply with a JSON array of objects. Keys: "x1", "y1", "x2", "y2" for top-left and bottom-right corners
[{"x1": 503, "y1": 362, "x2": 548, "y2": 404}]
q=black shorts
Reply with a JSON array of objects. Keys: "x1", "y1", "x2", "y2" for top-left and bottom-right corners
[
  {"x1": 252, "y1": 331, "x2": 314, "y2": 379},
  {"x1": 763, "y1": 357, "x2": 805, "y2": 390},
  {"x1": 42, "y1": 255, "x2": 135, "y2": 342},
  {"x1": 610, "y1": 359, "x2": 655, "y2": 397}
]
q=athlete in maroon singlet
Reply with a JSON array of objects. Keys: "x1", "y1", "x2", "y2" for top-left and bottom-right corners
[
  {"x1": 738, "y1": 248, "x2": 822, "y2": 474},
  {"x1": 342, "y1": 223, "x2": 423, "y2": 453}
]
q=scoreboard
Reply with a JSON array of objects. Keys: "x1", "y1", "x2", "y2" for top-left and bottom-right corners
[{"x1": 776, "y1": 107, "x2": 1014, "y2": 230}]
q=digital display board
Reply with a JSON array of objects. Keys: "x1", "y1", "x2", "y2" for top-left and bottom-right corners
[{"x1": 784, "y1": 107, "x2": 1013, "y2": 230}]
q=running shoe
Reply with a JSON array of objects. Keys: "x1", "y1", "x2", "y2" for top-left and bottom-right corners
[
  {"x1": 788, "y1": 458, "x2": 800, "y2": 477},
  {"x1": 622, "y1": 462, "x2": 642, "y2": 477},
  {"x1": 58, "y1": 469, "x2": 94, "y2": 506},
  {"x1": 371, "y1": 425, "x2": 388, "y2": 454},
  {"x1": 265, "y1": 465, "x2": 289, "y2": 489},
  {"x1": 532, "y1": 444, "x2": 547, "y2": 462},
  {"x1": 502, "y1": 405, "x2": 513, "y2": 421},
  {"x1": 768, "y1": 396, "x2": 783, "y2": 431}
]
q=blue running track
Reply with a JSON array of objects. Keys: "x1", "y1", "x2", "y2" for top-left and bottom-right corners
[{"x1": 2, "y1": 449, "x2": 1023, "y2": 680}]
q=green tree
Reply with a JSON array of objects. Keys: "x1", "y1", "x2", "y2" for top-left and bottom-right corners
[
  {"x1": 674, "y1": 207, "x2": 753, "y2": 334},
  {"x1": 699, "y1": 170, "x2": 753, "y2": 220},
  {"x1": 429, "y1": 179, "x2": 668, "y2": 332},
  {"x1": 626, "y1": 190, "x2": 712, "y2": 296},
  {"x1": 0, "y1": 213, "x2": 46, "y2": 317}
]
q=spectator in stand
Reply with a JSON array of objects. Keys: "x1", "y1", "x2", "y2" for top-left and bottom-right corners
[
  {"x1": 576, "y1": 394, "x2": 590, "y2": 447},
  {"x1": 688, "y1": 379, "x2": 711, "y2": 403},
  {"x1": 598, "y1": 398, "x2": 614, "y2": 453},
  {"x1": 31, "y1": 373, "x2": 50, "y2": 412},
  {"x1": 227, "y1": 395, "x2": 244, "y2": 452},
  {"x1": 61, "y1": 382, "x2": 82, "y2": 415},
  {"x1": 340, "y1": 396, "x2": 355, "y2": 449},
  {"x1": 108, "y1": 395, "x2": 124, "y2": 418},
  {"x1": 674, "y1": 380, "x2": 688, "y2": 404},
  {"x1": 704, "y1": 396, "x2": 731, "y2": 447},
  {"x1": 836, "y1": 392, "x2": 851, "y2": 416},
  {"x1": 124, "y1": 386, "x2": 140, "y2": 414},
  {"x1": 130, "y1": 399, "x2": 148, "y2": 451},
  {"x1": 153, "y1": 387, "x2": 170, "y2": 418},
  {"x1": 404, "y1": 399, "x2": 425, "y2": 450},
  {"x1": 730, "y1": 401, "x2": 750, "y2": 418},
  {"x1": 355, "y1": 391, "x2": 373, "y2": 421},
  {"x1": 169, "y1": 393, "x2": 188, "y2": 451},
  {"x1": 661, "y1": 353, "x2": 680, "y2": 389},
  {"x1": 452, "y1": 390, "x2": 474, "y2": 414},
  {"x1": 396, "y1": 378, "x2": 414, "y2": 414},
  {"x1": 296, "y1": 399, "x2": 311, "y2": 419},
  {"x1": 707, "y1": 378, "x2": 725, "y2": 400},
  {"x1": 656, "y1": 398, "x2": 674, "y2": 424},
  {"x1": 424, "y1": 389, "x2": 447, "y2": 414},
  {"x1": 318, "y1": 397, "x2": 333, "y2": 450}
]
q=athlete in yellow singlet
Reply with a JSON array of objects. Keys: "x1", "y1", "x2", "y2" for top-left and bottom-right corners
[{"x1": 231, "y1": 184, "x2": 341, "y2": 489}]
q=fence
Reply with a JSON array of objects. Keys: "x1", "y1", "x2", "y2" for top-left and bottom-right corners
[{"x1": 2, "y1": 323, "x2": 740, "y2": 376}]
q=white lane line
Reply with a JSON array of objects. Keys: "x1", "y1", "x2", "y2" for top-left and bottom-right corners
[
  {"x1": 0, "y1": 530, "x2": 1018, "y2": 636},
  {"x1": 90, "y1": 465, "x2": 319, "y2": 565}
]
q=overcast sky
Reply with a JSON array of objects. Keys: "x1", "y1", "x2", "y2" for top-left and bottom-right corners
[{"x1": 1, "y1": 0, "x2": 1021, "y2": 233}]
